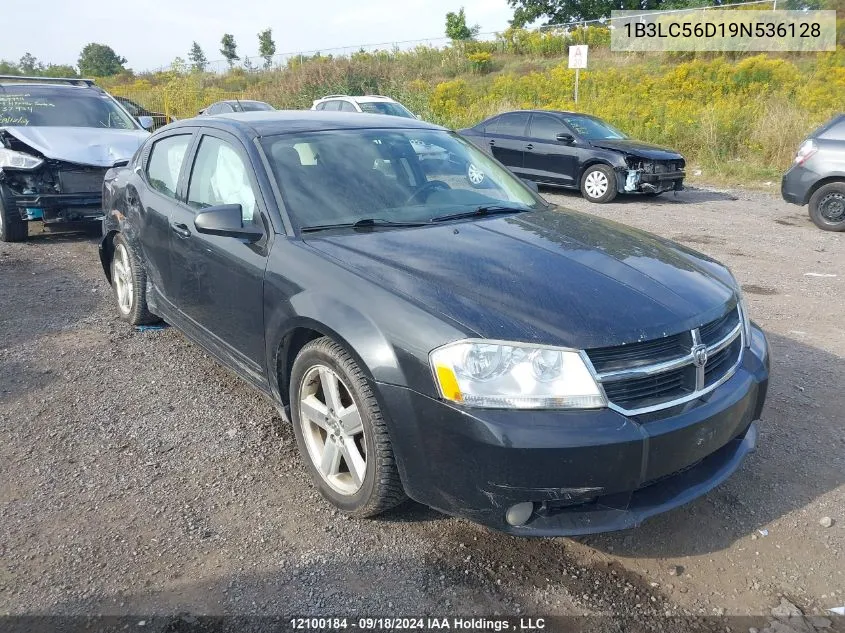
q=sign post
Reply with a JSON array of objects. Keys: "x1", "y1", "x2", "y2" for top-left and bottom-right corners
[{"x1": 568, "y1": 45, "x2": 588, "y2": 103}]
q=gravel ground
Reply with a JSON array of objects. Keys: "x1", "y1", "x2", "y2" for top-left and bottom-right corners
[{"x1": 0, "y1": 186, "x2": 843, "y2": 632}]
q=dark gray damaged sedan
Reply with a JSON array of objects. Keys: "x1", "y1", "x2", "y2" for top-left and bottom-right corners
[{"x1": 99, "y1": 111, "x2": 770, "y2": 536}]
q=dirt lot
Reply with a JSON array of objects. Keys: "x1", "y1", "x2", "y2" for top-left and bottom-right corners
[{"x1": 0, "y1": 185, "x2": 843, "y2": 631}]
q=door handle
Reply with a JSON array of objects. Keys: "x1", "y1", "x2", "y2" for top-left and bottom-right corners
[
  {"x1": 170, "y1": 222, "x2": 191, "y2": 239},
  {"x1": 488, "y1": 139, "x2": 496, "y2": 145},
  {"x1": 525, "y1": 144, "x2": 534, "y2": 150}
]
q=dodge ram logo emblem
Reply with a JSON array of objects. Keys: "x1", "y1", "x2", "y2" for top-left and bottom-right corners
[{"x1": 692, "y1": 344, "x2": 709, "y2": 368}]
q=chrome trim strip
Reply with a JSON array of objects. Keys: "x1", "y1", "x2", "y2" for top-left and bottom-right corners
[
  {"x1": 594, "y1": 321, "x2": 742, "y2": 384},
  {"x1": 597, "y1": 352, "x2": 694, "y2": 383},
  {"x1": 706, "y1": 323, "x2": 742, "y2": 355}
]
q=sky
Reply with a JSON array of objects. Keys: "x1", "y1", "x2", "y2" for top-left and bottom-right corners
[{"x1": 3, "y1": 0, "x2": 516, "y2": 72}]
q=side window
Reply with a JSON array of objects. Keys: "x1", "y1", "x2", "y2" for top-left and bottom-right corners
[
  {"x1": 219, "y1": 103, "x2": 234, "y2": 113},
  {"x1": 483, "y1": 117, "x2": 500, "y2": 135},
  {"x1": 529, "y1": 114, "x2": 566, "y2": 142},
  {"x1": 187, "y1": 136, "x2": 257, "y2": 224},
  {"x1": 496, "y1": 113, "x2": 530, "y2": 137},
  {"x1": 146, "y1": 134, "x2": 192, "y2": 199},
  {"x1": 322, "y1": 100, "x2": 341, "y2": 112},
  {"x1": 340, "y1": 101, "x2": 358, "y2": 112},
  {"x1": 315, "y1": 102, "x2": 326, "y2": 111}
]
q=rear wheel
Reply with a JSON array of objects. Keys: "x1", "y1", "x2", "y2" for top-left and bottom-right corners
[
  {"x1": 0, "y1": 194, "x2": 27, "y2": 242},
  {"x1": 110, "y1": 233, "x2": 159, "y2": 325},
  {"x1": 809, "y1": 182, "x2": 845, "y2": 231},
  {"x1": 580, "y1": 165, "x2": 617, "y2": 203},
  {"x1": 290, "y1": 337, "x2": 406, "y2": 517}
]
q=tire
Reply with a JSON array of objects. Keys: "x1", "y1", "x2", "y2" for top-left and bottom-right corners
[
  {"x1": 290, "y1": 337, "x2": 406, "y2": 518},
  {"x1": 580, "y1": 165, "x2": 617, "y2": 203},
  {"x1": 808, "y1": 182, "x2": 845, "y2": 232},
  {"x1": 109, "y1": 233, "x2": 159, "y2": 325},
  {"x1": 0, "y1": 194, "x2": 27, "y2": 242},
  {"x1": 466, "y1": 162, "x2": 486, "y2": 188}
]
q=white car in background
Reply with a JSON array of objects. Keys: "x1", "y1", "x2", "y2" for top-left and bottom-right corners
[{"x1": 311, "y1": 95, "x2": 449, "y2": 163}]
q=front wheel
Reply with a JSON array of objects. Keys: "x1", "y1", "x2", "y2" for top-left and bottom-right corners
[
  {"x1": 580, "y1": 165, "x2": 617, "y2": 203},
  {"x1": 808, "y1": 182, "x2": 845, "y2": 231},
  {"x1": 466, "y1": 162, "x2": 486, "y2": 188},
  {"x1": 0, "y1": 194, "x2": 27, "y2": 242},
  {"x1": 290, "y1": 337, "x2": 406, "y2": 517}
]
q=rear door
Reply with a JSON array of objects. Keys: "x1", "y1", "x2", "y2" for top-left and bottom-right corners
[
  {"x1": 523, "y1": 112, "x2": 579, "y2": 186},
  {"x1": 136, "y1": 130, "x2": 196, "y2": 309},
  {"x1": 167, "y1": 129, "x2": 271, "y2": 381},
  {"x1": 487, "y1": 112, "x2": 530, "y2": 174}
]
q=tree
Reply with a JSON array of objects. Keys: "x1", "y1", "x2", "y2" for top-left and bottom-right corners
[
  {"x1": 445, "y1": 7, "x2": 481, "y2": 40},
  {"x1": 220, "y1": 34, "x2": 240, "y2": 67},
  {"x1": 77, "y1": 43, "x2": 127, "y2": 76},
  {"x1": 258, "y1": 28, "x2": 276, "y2": 69},
  {"x1": 508, "y1": 0, "x2": 672, "y2": 26},
  {"x1": 40, "y1": 64, "x2": 78, "y2": 78},
  {"x1": 188, "y1": 41, "x2": 208, "y2": 72},
  {"x1": 19, "y1": 53, "x2": 41, "y2": 75}
]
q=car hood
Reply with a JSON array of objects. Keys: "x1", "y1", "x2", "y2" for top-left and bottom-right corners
[
  {"x1": 305, "y1": 210, "x2": 736, "y2": 349},
  {"x1": 1, "y1": 126, "x2": 149, "y2": 167},
  {"x1": 589, "y1": 138, "x2": 683, "y2": 161}
]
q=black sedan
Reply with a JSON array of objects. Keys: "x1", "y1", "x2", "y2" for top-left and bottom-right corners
[
  {"x1": 99, "y1": 111, "x2": 769, "y2": 536},
  {"x1": 460, "y1": 110, "x2": 685, "y2": 203}
]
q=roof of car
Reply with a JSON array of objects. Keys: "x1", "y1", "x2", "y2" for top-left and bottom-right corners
[
  {"x1": 0, "y1": 82, "x2": 100, "y2": 92},
  {"x1": 317, "y1": 95, "x2": 396, "y2": 103},
  {"x1": 172, "y1": 110, "x2": 444, "y2": 137}
]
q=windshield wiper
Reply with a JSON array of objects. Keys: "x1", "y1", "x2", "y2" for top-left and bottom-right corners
[
  {"x1": 430, "y1": 205, "x2": 530, "y2": 223},
  {"x1": 301, "y1": 218, "x2": 429, "y2": 233}
]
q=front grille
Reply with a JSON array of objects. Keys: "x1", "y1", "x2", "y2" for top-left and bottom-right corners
[
  {"x1": 58, "y1": 168, "x2": 108, "y2": 194},
  {"x1": 586, "y1": 306, "x2": 743, "y2": 415}
]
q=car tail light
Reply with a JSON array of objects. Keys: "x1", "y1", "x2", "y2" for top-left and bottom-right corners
[{"x1": 794, "y1": 139, "x2": 817, "y2": 166}]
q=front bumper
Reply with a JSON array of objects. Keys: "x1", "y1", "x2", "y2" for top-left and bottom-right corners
[
  {"x1": 380, "y1": 325, "x2": 769, "y2": 536},
  {"x1": 10, "y1": 192, "x2": 103, "y2": 223},
  {"x1": 781, "y1": 164, "x2": 816, "y2": 206},
  {"x1": 617, "y1": 169, "x2": 685, "y2": 194}
]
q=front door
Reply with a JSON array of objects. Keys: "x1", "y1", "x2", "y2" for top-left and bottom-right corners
[
  {"x1": 523, "y1": 113, "x2": 579, "y2": 187},
  {"x1": 167, "y1": 130, "x2": 271, "y2": 381}
]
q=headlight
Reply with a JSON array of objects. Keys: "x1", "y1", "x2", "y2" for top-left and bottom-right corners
[
  {"x1": 430, "y1": 339, "x2": 606, "y2": 409},
  {"x1": 0, "y1": 148, "x2": 44, "y2": 170}
]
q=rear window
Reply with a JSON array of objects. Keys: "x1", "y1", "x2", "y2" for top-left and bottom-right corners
[
  {"x1": 815, "y1": 115, "x2": 845, "y2": 141},
  {"x1": 0, "y1": 86, "x2": 137, "y2": 129},
  {"x1": 237, "y1": 101, "x2": 274, "y2": 112},
  {"x1": 357, "y1": 101, "x2": 415, "y2": 118}
]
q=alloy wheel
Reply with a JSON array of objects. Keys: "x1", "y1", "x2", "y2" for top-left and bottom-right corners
[
  {"x1": 112, "y1": 243, "x2": 134, "y2": 315},
  {"x1": 819, "y1": 192, "x2": 845, "y2": 222},
  {"x1": 298, "y1": 365, "x2": 367, "y2": 496},
  {"x1": 584, "y1": 170, "x2": 609, "y2": 199}
]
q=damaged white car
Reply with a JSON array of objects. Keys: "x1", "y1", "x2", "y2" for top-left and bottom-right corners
[{"x1": 0, "y1": 76, "x2": 151, "y2": 242}]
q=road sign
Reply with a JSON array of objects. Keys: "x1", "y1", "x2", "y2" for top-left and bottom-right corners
[{"x1": 568, "y1": 45, "x2": 588, "y2": 69}]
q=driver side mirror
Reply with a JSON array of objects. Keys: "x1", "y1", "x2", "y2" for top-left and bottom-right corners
[
  {"x1": 138, "y1": 116, "x2": 155, "y2": 130},
  {"x1": 194, "y1": 204, "x2": 263, "y2": 242},
  {"x1": 556, "y1": 132, "x2": 575, "y2": 144}
]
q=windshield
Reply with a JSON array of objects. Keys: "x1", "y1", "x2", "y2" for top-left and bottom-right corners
[
  {"x1": 357, "y1": 101, "x2": 416, "y2": 119},
  {"x1": 261, "y1": 128, "x2": 542, "y2": 231},
  {"x1": 560, "y1": 115, "x2": 627, "y2": 140},
  {"x1": 0, "y1": 86, "x2": 138, "y2": 129}
]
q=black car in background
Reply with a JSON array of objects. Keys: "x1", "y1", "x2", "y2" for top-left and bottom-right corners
[
  {"x1": 460, "y1": 110, "x2": 685, "y2": 203},
  {"x1": 113, "y1": 95, "x2": 172, "y2": 130},
  {"x1": 99, "y1": 111, "x2": 768, "y2": 536},
  {"x1": 198, "y1": 100, "x2": 274, "y2": 116},
  {"x1": 781, "y1": 113, "x2": 845, "y2": 232}
]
